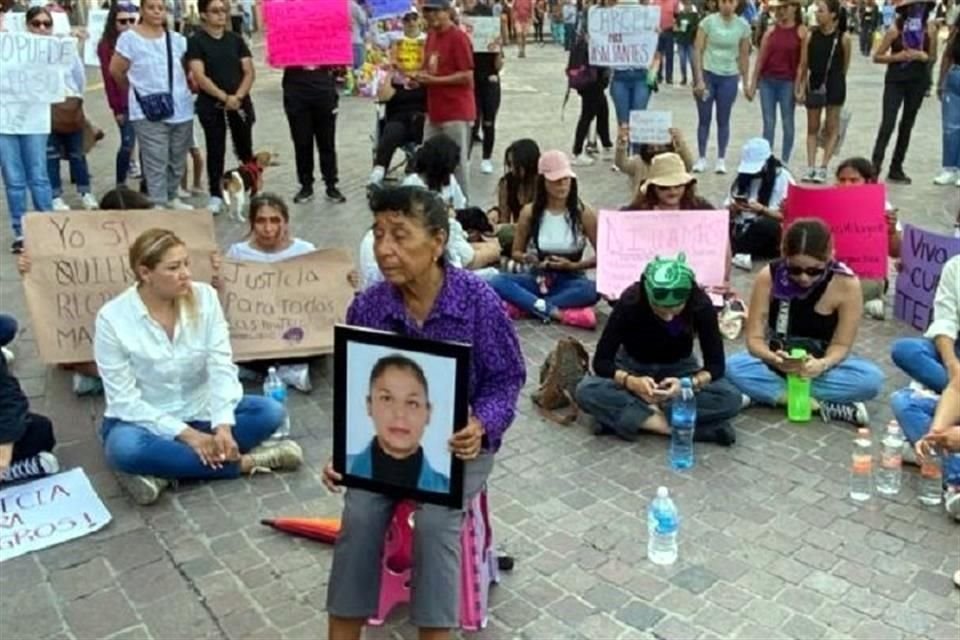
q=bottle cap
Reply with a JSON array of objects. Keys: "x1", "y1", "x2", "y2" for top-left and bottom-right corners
[{"x1": 656, "y1": 486, "x2": 668, "y2": 498}]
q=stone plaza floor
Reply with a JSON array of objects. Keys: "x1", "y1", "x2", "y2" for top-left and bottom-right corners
[{"x1": 0, "y1": 32, "x2": 959, "y2": 640}]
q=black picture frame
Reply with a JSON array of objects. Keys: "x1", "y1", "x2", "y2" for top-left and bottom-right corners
[{"x1": 333, "y1": 324, "x2": 471, "y2": 508}]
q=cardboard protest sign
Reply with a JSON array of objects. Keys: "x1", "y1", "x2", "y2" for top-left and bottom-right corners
[
  {"x1": 597, "y1": 209, "x2": 729, "y2": 299},
  {"x1": 629, "y1": 110, "x2": 671, "y2": 144},
  {"x1": 83, "y1": 9, "x2": 108, "y2": 66},
  {"x1": 370, "y1": 0, "x2": 410, "y2": 19},
  {"x1": 394, "y1": 36, "x2": 424, "y2": 73},
  {"x1": 21, "y1": 210, "x2": 217, "y2": 364},
  {"x1": 587, "y1": 5, "x2": 660, "y2": 68},
  {"x1": 784, "y1": 184, "x2": 888, "y2": 280},
  {"x1": 3, "y1": 11, "x2": 71, "y2": 34},
  {"x1": 894, "y1": 225, "x2": 960, "y2": 331},
  {"x1": 0, "y1": 469, "x2": 112, "y2": 563},
  {"x1": 220, "y1": 249, "x2": 355, "y2": 361},
  {"x1": 462, "y1": 16, "x2": 502, "y2": 52},
  {"x1": 263, "y1": 0, "x2": 352, "y2": 67},
  {"x1": 0, "y1": 32, "x2": 75, "y2": 133}
]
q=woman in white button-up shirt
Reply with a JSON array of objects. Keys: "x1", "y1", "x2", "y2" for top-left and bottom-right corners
[{"x1": 94, "y1": 228, "x2": 303, "y2": 505}]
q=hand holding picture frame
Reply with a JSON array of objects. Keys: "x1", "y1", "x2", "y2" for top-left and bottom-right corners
[{"x1": 333, "y1": 325, "x2": 471, "y2": 508}]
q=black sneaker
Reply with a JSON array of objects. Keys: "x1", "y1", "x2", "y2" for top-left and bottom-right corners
[
  {"x1": 1, "y1": 451, "x2": 59, "y2": 482},
  {"x1": 293, "y1": 186, "x2": 314, "y2": 204},
  {"x1": 887, "y1": 169, "x2": 912, "y2": 185},
  {"x1": 820, "y1": 401, "x2": 869, "y2": 426},
  {"x1": 326, "y1": 186, "x2": 346, "y2": 204},
  {"x1": 10, "y1": 239, "x2": 23, "y2": 254}
]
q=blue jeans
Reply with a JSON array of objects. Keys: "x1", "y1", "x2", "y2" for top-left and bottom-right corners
[
  {"x1": 758, "y1": 77, "x2": 796, "y2": 164},
  {"x1": 100, "y1": 395, "x2": 284, "y2": 480},
  {"x1": 891, "y1": 389, "x2": 960, "y2": 486},
  {"x1": 726, "y1": 352, "x2": 884, "y2": 405},
  {"x1": 610, "y1": 68, "x2": 652, "y2": 125},
  {"x1": 942, "y1": 66, "x2": 960, "y2": 170},
  {"x1": 47, "y1": 131, "x2": 91, "y2": 197},
  {"x1": 696, "y1": 70, "x2": 739, "y2": 159},
  {"x1": 116, "y1": 119, "x2": 136, "y2": 185},
  {"x1": 0, "y1": 133, "x2": 52, "y2": 238},
  {"x1": 0, "y1": 314, "x2": 17, "y2": 347},
  {"x1": 677, "y1": 42, "x2": 694, "y2": 83},
  {"x1": 489, "y1": 271, "x2": 598, "y2": 320},
  {"x1": 891, "y1": 337, "x2": 960, "y2": 394},
  {"x1": 657, "y1": 29, "x2": 675, "y2": 84}
]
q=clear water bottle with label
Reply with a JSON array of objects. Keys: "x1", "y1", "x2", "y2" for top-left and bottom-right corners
[
  {"x1": 877, "y1": 421, "x2": 904, "y2": 496},
  {"x1": 647, "y1": 486, "x2": 679, "y2": 566},
  {"x1": 669, "y1": 378, "x2": 696, "y2": 470},
  {"x1": 849, "y1": 428, "x2": 873, "y2": 502},
  {"x1": 919, "y1": 449, "x2": 943, "y2": 506},
  {"x1": 263, "y1": 366, "x2": 291, "y2": 439}
]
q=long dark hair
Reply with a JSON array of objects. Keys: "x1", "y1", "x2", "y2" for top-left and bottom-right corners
[
  {"x1": 411, "y1": 134, "x2": 460, "y2": 192},
  {"x1": 25, "y1": 6, "x2": 52, "y2": 23},
  {"x1": 835, "y1": 156, "x2": 877, "y2": 182},
  {"x1": 731, "y1": 156, "x2": 783, "y2": 206},
  {"x1": 628, "y1": 183, "x2": 713, "y2": 210},
  {"x1": 782, "y1": 218, "x2": 833, "y2": 261},
  {"x1": 528, "y1": 175, "x2": 582, "y2": 254},
  {"x1": 501, "y1": 138, "x2": 540, "y2": 222},
  {"x1": 820, "y1": 0, "x2": 848, "y2": 33},
  {"x1": 101, "y1": 2, "x2": 138, "y2": 50},
  {"x1": 247, "y1": 192, "x2": 290, "y2": 236}
]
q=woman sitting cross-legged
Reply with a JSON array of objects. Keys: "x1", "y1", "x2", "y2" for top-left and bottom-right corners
[
  {"x1": 576, "y1": 255, "x2": 742, "y2": 446},
  {"x1": 95, "y1": 228, "x2": 303, "y2": 505},
  {"x1": 726, "y1": 218, "x2": 885, "y2": 425},
  {"x1": 488, "y1": 150, "x2": 600, "y2": 329}
]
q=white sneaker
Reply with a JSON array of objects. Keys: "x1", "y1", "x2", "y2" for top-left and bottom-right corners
[
  {"x1": 714, "y1": 159, "x2": 727, "y2": 174},
  {"x1": 813, "y1": 167, "x2": 828, "y2": 184},
  {"x1": 1, "y1": 346, "x2": 13, "y2": 365},
  {"x1": 801, "y1": 167, "x2": 818, "y2": 183},
  {"x1": 80, "y1": 192, "x2": 99, "y2": 210},
  {"x1": 368, "y1": 165, "x2": 386, "y2": 185},
  {"x1": 277, "y1": 363, "x2": 312, "y2": 393},
  {"x1": 864, "y1": 299, "x2": 886, "y2": 320},
  {"x1": 247, "y1": 440, "x2": 303, "y2": 474},
  {"x1": 128, "y1": 160, "x2": 142, "y2": 179},
  {"x1": 51, "y1": 197, "x2": 69, "y2": 211},
  {"x1": 480, "y1": 159, "x2": 495, "y2": 174},
  {"x1": 167, "y1": 198, "x2": 194, "y2": 211},
  {"x1": 177, "y1": 187, "x2": 192, "y2": 199},
  {"x1": 116, "y1": 473, "x2": 169, "y2": 505},
  {"x1": 206, "y1": 196, "x2": 224, "y2": 215},
  {"x1": 571, "y1": 153, "x2": 595, "y2": 167},
  {"x1": 692, "y1": 158, "x2": 707, "y2": 173},
  {"x1": 732, "y1": 253, "x2": 753, "y2": 271},
  {"x1": 933, "y1": 169, "x2": 959, "y2": 185}
]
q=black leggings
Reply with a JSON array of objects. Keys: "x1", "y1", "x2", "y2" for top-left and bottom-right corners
[
  {"x1": 871, "y1": 77, "x2": 927, "y2": 173},
  {"x1": 375, "y1": 112, "x2": 424, "y2": 169},
  {"x1": 197, "y1": 103, "x2": 255, "y2": 198},
  {"x1": 471, "y1": 74, "x2": 502, "y2": 160},
  {"x1": 13, "y1": 413, "x2": 55, "y2": 462},
  {"x1": 573, "y1": 83, "x2": 612, "y2": 155}
]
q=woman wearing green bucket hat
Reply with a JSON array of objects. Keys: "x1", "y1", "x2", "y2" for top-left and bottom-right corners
[{"x1": 575, "y1": 254, "x2": 742, "y2": 445}]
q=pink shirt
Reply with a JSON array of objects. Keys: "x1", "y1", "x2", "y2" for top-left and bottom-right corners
[{"x1": 652, "y1": 0, "x2": 679, "y2": 30}]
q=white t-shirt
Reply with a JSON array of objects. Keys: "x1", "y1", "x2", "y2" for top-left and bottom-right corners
[
  {"x1": 402, "y1": 173, "x2": 467, "y2": 210},
  {"x1": 225, "y1": 238, "x2": 316, "y2": 262},
  {"x1": 724, "y1": 168, "x2": 794, "y2": 220},
  {"x1": 116, "y1": 29, "x2": 194, "y2": 124}
]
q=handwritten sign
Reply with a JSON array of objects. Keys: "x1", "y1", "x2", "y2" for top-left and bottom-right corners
[
  {"x1": 221, "y1": 250, "x2": 355, "y2": 361},
  {"x1": 0, "y1": 32, "x2": 75, "y2": 134},
  {"x1": 83, "y1": 9, "x2": 108, "y2": 67},
  {"x1": 629, "y1": 110, "x2": 671, "y2": 144},
  {"x1": 462, "y1": 16, "x2": 502, "y2": 52},
  {"x1": 21, "y1": 210, "x2": 217, "y2": 364},
  {"x1": 0, "y1": 469, "x2": 112, "y2": 563},
  {"x1": 263, "y1": 0, "x2": 352, "y2": 68},
  {"x1": 587, "y1": 5, "x2": 661, "y2": 68},
  {"x1": 370, "y1": 0, "x2": 410, "y2": 19},
  {"x1": 784, "y1": 184, "x2": 888, "y2": 280},
  {"x1": 597, "y1": 209, "x2": 729, "y2": 299},
  {"x1": 895, "y1": 225, "x2": 960, "y2": 331}
]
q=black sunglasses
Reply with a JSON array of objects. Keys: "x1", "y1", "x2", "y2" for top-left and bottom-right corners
[
  {"x1": 786, "y1": 265, "x2": 826, "y2": 277},
  {"x1": 116, "y1": 17, "x2": 137, "y2": 24},
  {"x1": 30, "y1": 19, "x2": 53, "y2": 28}
]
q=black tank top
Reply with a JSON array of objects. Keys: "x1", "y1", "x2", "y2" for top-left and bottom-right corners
[
  {"x1": 807, "y1": 28, "x2": 843, "y2": 89},
  {"x1": 766, "y1": 261, "x2": 839, "y2": 351},
  {"x1": 885, "y1": 28, "x2": 930, "y2": 84}
]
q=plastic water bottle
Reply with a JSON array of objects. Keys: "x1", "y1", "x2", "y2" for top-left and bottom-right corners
[
  {"x1": 786, "y1": 348, "x2": 812, "y2": 422},
  {"x1": 877, "y1": 421, "x2": 904, "y2": 496},
  {"x1": 669, "y1": 378, "x2": 696, "y2": 470},
  {"x1": 849, "y1": 428, "x2": 873, "y2": 502},
  {"x1": 647, "y1": 486, "x2": 679, "y2": 566},
  {"x1": 919, "y1": 449, "x2": 943, "y2": 506},
  {"x1": 263, "y1": 367, "x2": 291, "y2": 439}
]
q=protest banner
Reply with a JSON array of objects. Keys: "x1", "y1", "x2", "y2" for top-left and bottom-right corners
[
  {"x1": 597, "y1": 209, "x2": 729, "y2": 299},
  {"x1": 629, "y1": 110, "x2": 671, "y2": 144},
  {"x1": 462, "y1": 16, "x2": 502, "y2": 52},
  {"x1": 83, "y1": 9, "x2": 109, "y2": 66},
  {"x1": 894, "y1": 225, "x2": 960, "y2": 331},
  {"x1": 263, "y1": 0, "x2": 352, "y2": 67},
  {"x1": 0, "y1": 469, "x2": 112, "y2": 563},
  {"x1": 394, "y1": 36, "x2": 424, "y2": 73},
  {"x1": 3, "y1": 11, "x2": 71, "y2": 34},
  {"x1": 784, "y1": 184, "x2": 888, "y2": 280},
  {"x1": 587, "y1": 5, "x2": 660, "y2": 68},
  {"x1": 220, "y1": 249, "x2": 355, "y2": 360},
  {"x1": 0, "y1": 31, "x2": 75, "y2": 133},
  {"x1": 21, "y1": 210, "x2": 217, "y2": 364},
  {"x1": 369, "y1": 0, "x2": 410, "y2": 19}
]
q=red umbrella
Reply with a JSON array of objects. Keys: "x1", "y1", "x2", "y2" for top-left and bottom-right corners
[{"x1": 261, "y1": 517, "x2": 341, "y2": 544}]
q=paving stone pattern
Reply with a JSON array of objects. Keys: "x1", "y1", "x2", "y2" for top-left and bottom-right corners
[{"x1": 0, "y1": 33, "x2": 958, "y2": 640}]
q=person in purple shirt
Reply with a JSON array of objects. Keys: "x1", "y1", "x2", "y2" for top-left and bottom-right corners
[{"x1": 321, "y1": 185, "x2": 525, "y2": 640}]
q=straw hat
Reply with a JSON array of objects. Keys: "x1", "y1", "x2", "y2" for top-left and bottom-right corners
[{"x1": 640, "y1": 153, "x2": 694, "y2": 193}]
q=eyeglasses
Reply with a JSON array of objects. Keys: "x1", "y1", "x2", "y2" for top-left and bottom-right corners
[
  {"x1": 29, "y1": 20, "x2": 53, "y2": 28},
  {"x1": 786, "y1": 265, "x2": 826, "y2": 277},
  {"x1": 116, "y1": 17, "x2": 137, "y2": 24}
]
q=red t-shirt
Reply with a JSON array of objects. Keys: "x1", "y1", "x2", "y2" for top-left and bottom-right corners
[
  {"x1": 423, "y1": 26, "x2": 476, "y2": 124},
  {"x1": 653, "y1": 0, "x2": 679, "y2": 30}
]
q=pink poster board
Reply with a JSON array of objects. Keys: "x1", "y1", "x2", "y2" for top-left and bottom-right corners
[
  {"x1": 264, "y1": 0, "x2": 352, "y2": 68},
  {"x1": 596, "y1": 209, "x2": 730, "y2": 299},
  {"x1": 784, "y1": 184, "x2": 888, "y2": 280}
]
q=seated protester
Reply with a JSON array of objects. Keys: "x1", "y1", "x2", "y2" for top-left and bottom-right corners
[
  {"x1": 834, "y1": 156, "x2": 902, "y2": 320},
  {"x1": 726, "y1": 218, "x2": 885, "y2": 426},
  {"x1": 348, "y1": 353, "x2": 449, "y2": 493},
  {"x1": 402, "y1": 133, "x2": 467, "y2": 209},
  {"x1": 368, "y1": 59, "x2": 426, "y2": 186},
  {"x1": 95, "y1": 228, "x2": 303, "y2": 505},
  {"x1": 624, "y1": 152, "x2": 715, "y2": 212},
  {"x1": 0, "y1": 314, "x2": 59, "y2": 483},
  {"x1": 575, "y1": 255, "x2": 742, "y2": 445},
  {"x1": 223, "y1": 193, "x2": 316, "y2": 391},
  {"x1": 891, "y1": 254, "x2": 960, "y2": 394},
  {"x1": 489, "y1": 150, "x2": 600, "y2": 329},
  {"x1": 614, "y1": 126, "x2": 695, "y2": 197},
  {"x1": 491, "y1": 138, "x2": 540, "y2": 257},
  {"x1": 727, "y1": 137, "x2": 794, "y2": 271}
]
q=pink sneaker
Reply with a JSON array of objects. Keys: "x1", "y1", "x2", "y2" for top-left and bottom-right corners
[
  {"x1": 561, "y1": 307, "x2": 596, "y2": 329},
  {"x1": 503, "y1": 302, "x2": 526, "y2": 320}
]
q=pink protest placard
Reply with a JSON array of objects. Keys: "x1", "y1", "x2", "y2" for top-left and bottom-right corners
[
  {"x1": 784, "y1": 184, "x2": 888, "y2": 280},
  {"x1": 597, "y1": 209, "x2": 730, "y2": 299},
  {"x1": 264, "y1": 0, "x2": 352, "y2": 68}
]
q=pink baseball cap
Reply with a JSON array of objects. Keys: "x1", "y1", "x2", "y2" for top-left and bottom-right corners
[{"x1": 538, "y1": 150, "x2": 576, "y2": 182}]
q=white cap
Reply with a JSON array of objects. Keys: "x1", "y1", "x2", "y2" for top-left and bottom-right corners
[
  {"x1": 737, "y1": 137, "x2": 773, "y2": 175},
  {"x1": 656, "y1": 486, "x2": 669, "y2": 498}
]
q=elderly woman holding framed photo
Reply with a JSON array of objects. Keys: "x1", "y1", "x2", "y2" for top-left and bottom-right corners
[{"x1": 321, "y1": 185, "x2": 525, "y2": 640}]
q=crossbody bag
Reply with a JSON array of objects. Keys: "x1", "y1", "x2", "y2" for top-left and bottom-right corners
[{"x1": 134, "y1": 30, "x2": 174, "y2": 122}]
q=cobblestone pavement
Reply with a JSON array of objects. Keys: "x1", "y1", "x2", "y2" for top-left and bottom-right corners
[{"x1": 1, "y1": 32, "x2": 959, "y2": 640}]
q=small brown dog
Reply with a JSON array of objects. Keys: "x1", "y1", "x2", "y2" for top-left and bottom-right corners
[{"x1": 222, "y1": 150, "x2": 274, "y2": 221}]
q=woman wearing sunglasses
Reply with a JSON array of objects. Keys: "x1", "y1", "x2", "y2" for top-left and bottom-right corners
[
  {"x1": 726, "y1": 218, "x2": 884, "y2": 425},
  {"x1": 99, "y1": 2, "x2": 140, "y2": 187}
]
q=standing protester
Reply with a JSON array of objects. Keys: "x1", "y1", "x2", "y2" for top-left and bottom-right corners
[
  {"x1": 570, "y1": 0, "x2": 613, "y2": 166},
  {"x1": 98, "y1": 2, "x2": 140, "y2": 187},
  {"x1": 870, "y1": 0, "x2": 938, "y2": 184},
  {"x1": 228, "y1": 0, "x2": 242, "y2": 33},
  {"x1": 186, "y1": 0, "x2": 255, "y2": 215},
  {"x1": 675, "y1": 0, "x2": 700, "y2": 85},
  {"x1": 111, "y1": 0, "x2": 196, "y2": 209},
  {"x1": 934, "y1": 11, "x2": 960, "y2": 186},
  {"x1": 607, "y1": 0, "x2": 661, "y2": 133},
  {"x1": 858, "y1": 0, "x2": 880, "y2": 55},
  {"x1": 465, "y1": 0, "x2": 504, "y2": 175},
  {"x1": 416, "y1": 0, "x2": 476, "y2": 203},
  {"x1": 692, "y1": 0, "x2": 752, "y2": 174},
  {"x1": 513, "y1": 0, "x2": 533, "y2": 56},
  {"x1": 350, "y1": 0, "x2": 368, "y2": 76},
  {"x1": 654, "y1": 0, "x2": 680, "y2": 85},
  {"x1": 796, "y1": 0, "x2": 851, "y2": 183}
]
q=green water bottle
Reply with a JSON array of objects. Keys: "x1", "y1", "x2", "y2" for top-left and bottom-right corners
[{"x1": 786, "y1": 348, "x2": 812, "y2": 423}]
